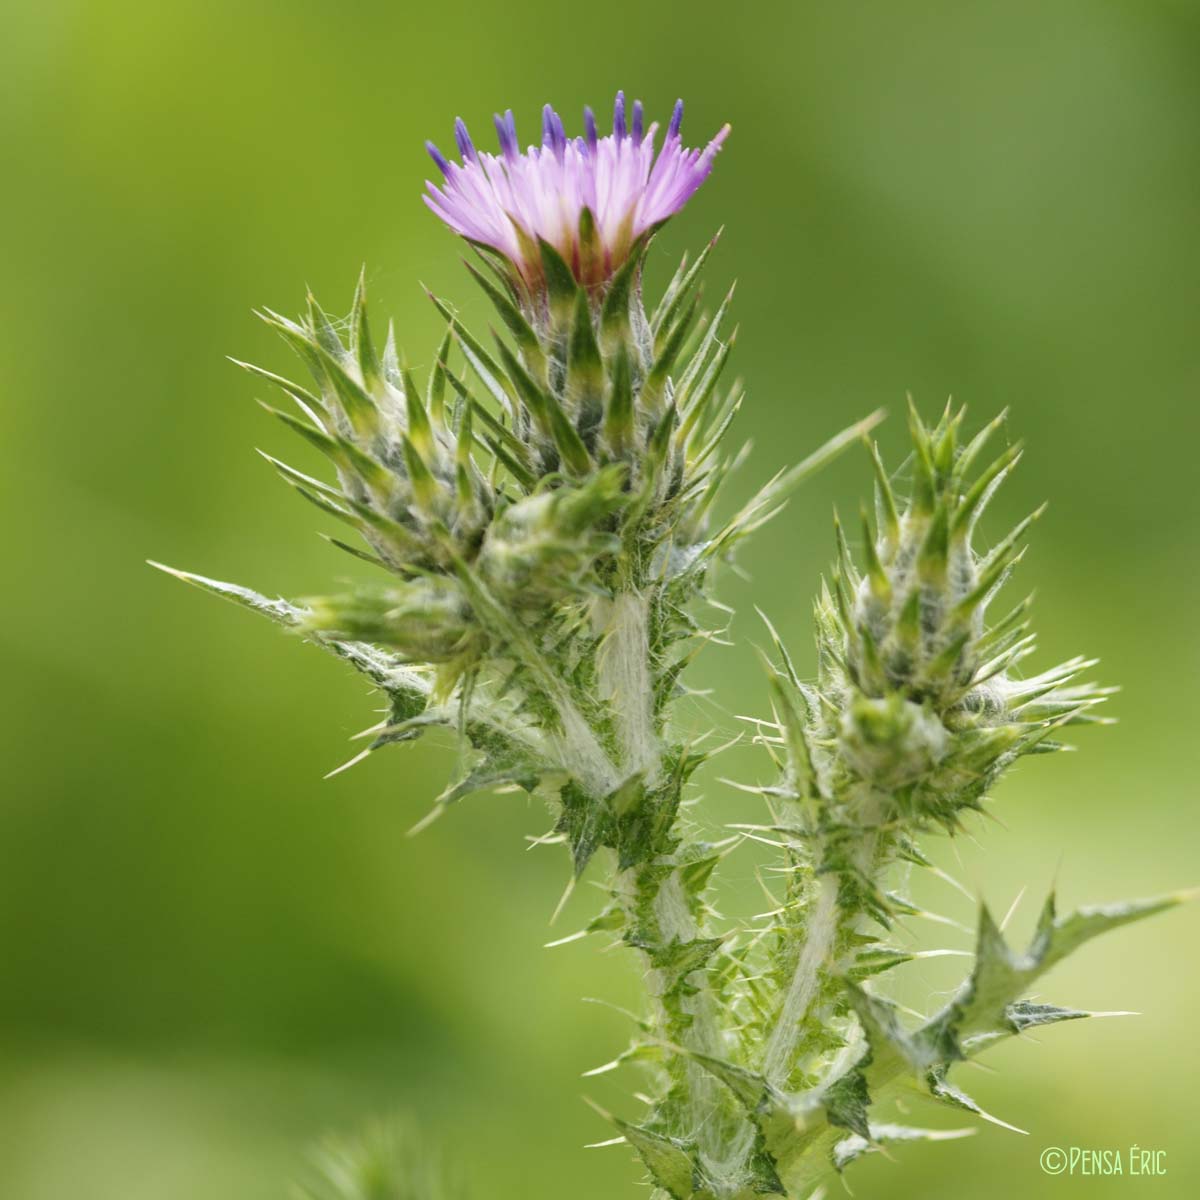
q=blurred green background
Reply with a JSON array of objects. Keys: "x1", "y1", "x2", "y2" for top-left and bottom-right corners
[{"x1": 3, "y1": 1, "x2": 1198, "y2": 1196}]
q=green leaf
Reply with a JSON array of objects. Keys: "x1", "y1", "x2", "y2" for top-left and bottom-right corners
[
  {"x1": 833, "y1": 1124, "x2": 975, "y2": 1173},
  {"x1": 229, "y1": 357, "x2": 325, "y2": 417},
  {"x1": 577, "y1": 206, "x2": 602, "y2": 286},
  {"x1": 260, "y1": 401, "x2": 391, "y2": 494},
  {"x1": 147, "y1": 563, "x2": 303, "y2": 627},
  {"x1": 426, "y1": 290, "x2": 516, "y2": 417},
  {"x1": 402, "y1": 366, "x2": 435, "y2": 460},
  {"x1": 924, "y1": 1067, "x2": 1027, "y2": 1135},
  {"x1": 952, "y1": 442, "x2": 1023, "y2": 537},
  {"x1": 494, "y1": 339, "x2": 591, "y2": 475},
  {"x1": 350, "y1": 268, "x2": 383, "y2": 397},
  {"x1": 463, "y1": 259, "x2": 546, "y2": 383},
  {"x1": 642, "y1": 289, "x2": 702, "y2": 411},
  {"x1": 651, "y1": 228, "x2": 721, "y2": 338},
  {"x1": 567, "y1": 286, "x2": 604, "y2": 417},
  {"x1": 1003, "y1": 1001, "x2": 1090, "y2": 1033},
  {"x1": 401, "y1": 434, "x2": 439, "y2": 513},
  {"x1": 690, "y1": 1053, "x2": 774, "y2": 1112},
  {"x1": 613, "y1": 1121, "x2": 698, "y2": 1200},
  {"x1": 602, "y1": 342, "x2": 634, "y2": 457},
  {"x1": 310, "y1": 338, "x2": 380, "y2": 438},
  {"x1": 537, "y1": 237, "x2": 577, "y2": 326},
  {"x1": 306, "y1": 292, "x2": 344, "y2": 358},
  {"x1": 907, "y1": 891, "x2": 1186, "y2": 1074},
  {"x1": 427, "y1": 325, "x2": 453, "y2": 426},
  {"x1": 599, "y1": 237, "x2": 648, "y2": 354}
]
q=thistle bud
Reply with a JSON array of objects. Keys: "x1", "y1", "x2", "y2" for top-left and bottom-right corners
[
  {"x1": 846, "y1": 404, "x2": 1022, "y2": 710},
  {"x1": 477, "y1": 467, "x2": 626, "y2": 607},
  {"x1": 815, "y1": 404, "x2": 1104, "y2": 827},
  {"x1": 838, "y1": 692, "x2": 948, "y2": 790},
  {"x1": 299, "y1": 578, "x2": 483, "y2": 665},
  {"x1": 243, "y1": 276, "x2": 494, "y2": 579}
]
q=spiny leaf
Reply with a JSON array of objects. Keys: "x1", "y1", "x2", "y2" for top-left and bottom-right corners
[
  {"x1": 651, "y1": 227, "x2": 721, "y2": 338},
  {"x1": 907, "y1": 397, "x2": 937, "y2": 515},
  {"x1": 833, "y1": 1124, "x2": 975, "y2": 1173},
  {"x1": 495, "y1": 338, "x2": 591, "y2": 475},
  {"x1": 309, "y1": 337, "x2": 379, "y2": 438},
  {"x1": 643, "y1": 288, "x2": 702, "y2": 410},
  {"x1": 675, "y1": 282, "x2": 736, "y2": 408},
  {"x1": 612, "y1": 1121, "x2": 698, "y2": 1200},
  {"x1": 860, "y1": 507, "x2": 890, "y2": 601},
  {"x1": 148, "y1": 563, "x2": 303, "y2": 627},
  {"x1": 463, "y1": 259, "x2": 546, "y2": 382},
  {"x1": 229, "y1": 358, "x2": 325, "y2": 418},
  {"x1": 402, "y1": 366, "x2": 435, "y2": 460},
  {"x1": 260, "y1": 402, "x2": 391, "y2": 495},
  {"x1": 867, "y1": 439, "x2": 900, "y2": 551},
  {"x1": 953, "y1": 442, "x2": 1023, "y2": 536},
  {"x1": 925, "y1": 1067, "x2": 1027, "y2": 1135},
  {"x1": 402, "y1": 434, "x2": 440, "y2": 512},
  {"x1": 427, "y1": 325, "x2": 453, "y2": 426},
  {"x1": 676, "y1": 333, "x2": 737, "y2": 450},
  {"x1": 351, "y1": 268, "x2": 383, "y2": 397},
  {"x1": 599, "y1": 238, "x2": 647, "y2": 353},
  {"x1": 306, "y1": 292, "x2": 344, "y2": 358},
  {"x1": 426, "y1": 290, "x2": 516, "y2": 417},
  {"x1": 954, "y1": 407, "x2": 1009, "y2": 483}
]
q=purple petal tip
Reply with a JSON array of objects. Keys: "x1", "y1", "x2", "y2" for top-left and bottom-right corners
[
  {"x1": 454, "y1": 117, "x2": 476, "y2": 162},
  {"x1": 542, "y1": 104, "x2": 566, "y2": 156},
  {"x1": 668, "y1": 100, "x2": 683, "y2": 140},
  {"x1": 494, "y1": 110, "x2": 518, "y2": 160},
  {"x1": 425, "y1": 140, "x2": 451, "y2": 175}
]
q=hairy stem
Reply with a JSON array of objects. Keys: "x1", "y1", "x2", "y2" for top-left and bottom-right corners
[
  {"x1": 761, "y1": 794, "x2": 887, "y2": 1087},
  {"x1": 597, "y1": 588, "x2": 662, "y2": 784},
  {"x1": 761, "y1": 873, "x2": 839, "y2": 1085},
  {"x1": 652, "y1": 873, "x2": 725, "y2": 1140}
]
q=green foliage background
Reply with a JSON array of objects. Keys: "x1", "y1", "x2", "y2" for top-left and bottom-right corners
[{"x1": 3, "y1": 1, "x2": 1198, "y2": 1196}]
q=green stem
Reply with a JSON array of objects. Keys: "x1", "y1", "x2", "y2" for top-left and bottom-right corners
[
  {"x1": 761, "y1": 791, "x2": 890, "y2": 1088},
  {"x1": 761, "y1": 873, "x2": 840, "y2": 1086}
]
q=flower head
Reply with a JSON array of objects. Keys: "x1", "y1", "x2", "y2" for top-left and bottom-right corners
[{"x1": 423, "y1": 92, "x2": 729, "y2": 292}]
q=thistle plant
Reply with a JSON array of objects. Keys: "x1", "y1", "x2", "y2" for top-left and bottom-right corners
[{"x1": 154, "y1": 94, "x2": 1186, "y2": 1199}]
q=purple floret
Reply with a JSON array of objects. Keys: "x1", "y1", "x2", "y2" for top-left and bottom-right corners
[{"x1": 423, "y1": 93, "x2": 729, "y2": 290}]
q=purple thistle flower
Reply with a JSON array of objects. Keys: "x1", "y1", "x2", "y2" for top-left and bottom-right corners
[{"x1": 423, "y1": 94, "x2": 730, "y2": 291}]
